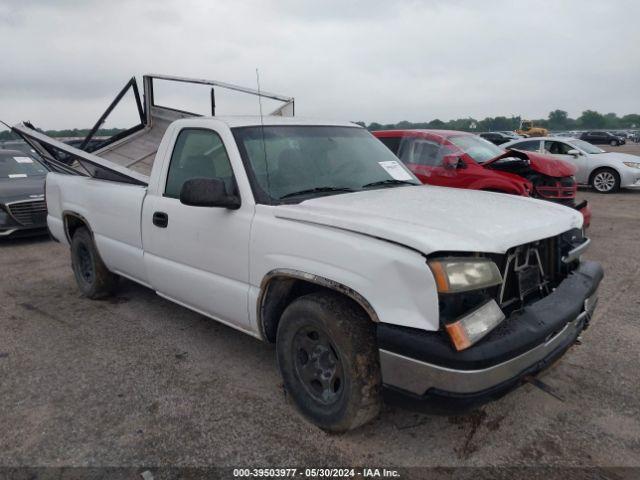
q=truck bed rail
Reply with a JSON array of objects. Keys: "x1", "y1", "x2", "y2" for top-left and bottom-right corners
[
  {"x1": 11, "y1": 123, "x2": 150, "y2": 185},
  {"x1": 10, "y1": 73, "x2": 294, "y2": 184}
]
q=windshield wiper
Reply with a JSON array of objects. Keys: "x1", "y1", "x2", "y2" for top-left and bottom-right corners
[
  {"x1": 279, "y1": 186, "x2": 355, "y2": 200},
  {"x1": 361, "y1": 179, "x2": 416, "y2": 189}
]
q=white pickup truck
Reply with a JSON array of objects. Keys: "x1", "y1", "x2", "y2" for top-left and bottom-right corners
[{"x1": 14, "y1": 75, "x2": 603, "y2": 432}]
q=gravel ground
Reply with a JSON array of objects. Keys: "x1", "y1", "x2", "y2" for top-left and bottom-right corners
[{"x1": 1, "y1": 160, "x2": 639, "y2": 471}]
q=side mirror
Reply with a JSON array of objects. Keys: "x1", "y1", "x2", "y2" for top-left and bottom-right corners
[
  {"x1": 567, "y1": 149, "x2": 581, "y2": 157},
  {"x1": 443, "y1": 156, "x2": 467, "y2": 169},
  {"x1": 179, "y1": 177, "x2": 241, "y2": 209}
]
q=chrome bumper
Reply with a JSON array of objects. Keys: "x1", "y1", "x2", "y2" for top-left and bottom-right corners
[
  {"x1": 379, "y1": 290, "x2": 598, "y2": 395},
  {"x1": 562, "y1": 238, "x2": 591, "y2": 264}
]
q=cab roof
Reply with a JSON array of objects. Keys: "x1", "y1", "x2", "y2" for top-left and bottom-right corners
[{"x1": 175, "y1": 116, "x2": 361, "y2": 129}]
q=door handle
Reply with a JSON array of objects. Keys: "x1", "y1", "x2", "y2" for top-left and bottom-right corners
[{"x1": 152, "y1": 211, "x2": 168, "y2": 228}]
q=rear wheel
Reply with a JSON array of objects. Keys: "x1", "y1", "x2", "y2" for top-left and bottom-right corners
[
  {"x1": 276, "y1": 292, "x2": 381, "y2": 432},
  {"x1": 590, "y1": 168, "x2": 620, "y2": 193},
  {"x1": 70, "y1": 227, "x2": 118, "y2": 298}
]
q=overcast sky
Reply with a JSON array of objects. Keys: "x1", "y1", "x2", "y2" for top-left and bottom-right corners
[{"x1": 1, "y1": 0, "x2": 639, "y2": 130}]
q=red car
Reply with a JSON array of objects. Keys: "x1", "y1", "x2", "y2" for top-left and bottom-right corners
[{"x1": 373, "y1": 129, "x2": 591, "y2": 227}]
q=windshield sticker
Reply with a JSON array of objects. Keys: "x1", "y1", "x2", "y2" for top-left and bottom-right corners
[
  {"x1": 378, "y1": 161, "x2": 413, "y2": 181},
  {"x1": 9, "y1": 174, "x2": 28, "y2": 178},
  {"x1": 14, "y1": 157, "x2": 34, "y2": 164}
]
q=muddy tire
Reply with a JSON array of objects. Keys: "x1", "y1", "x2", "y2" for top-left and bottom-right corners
[
  {"x1": 590, "y1": 168, "x2": 620, "y2": 193},
  {"x1": 276, "y1": 292, "x2": 382, "y2": 432},
  {"x1": 70, "y1": 227, "x2": 118, "y2": 299}
]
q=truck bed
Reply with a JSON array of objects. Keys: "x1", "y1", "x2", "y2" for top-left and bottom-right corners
[{"x1": 95, "y1": 109, "x2": 181, "y2": 176}]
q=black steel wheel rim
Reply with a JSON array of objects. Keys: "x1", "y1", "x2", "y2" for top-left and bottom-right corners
[
  {"x1": 292, "y1": 325, "x2": 344, "y2": 405},
  {"x1": 77, "y1": 243, "x2": 95, "y2": 285}
]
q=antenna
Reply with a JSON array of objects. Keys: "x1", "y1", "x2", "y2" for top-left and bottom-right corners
[{"x1": 256, "y1": 68, "x2": 271, "y2": 197}]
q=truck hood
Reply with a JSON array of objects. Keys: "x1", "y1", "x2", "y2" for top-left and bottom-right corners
[
  {"x1": 275, "y1": 186, "x2": 583, "y2": 254},
  {"x1": 488, "y1": 150, "x2": 577, "y2": 177},
  {"x1": 0, "y1": 176, "x2": 46, "y2": 204}
]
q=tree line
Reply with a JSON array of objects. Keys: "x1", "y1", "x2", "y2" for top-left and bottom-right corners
[
  {"x1": 2, "y1": 110, "x2": 640, "y2": 141},
  {"x1": 358, "y1": 110, "x2": 640, "y2": 132},
  {"x1": 0, "y1": 128, "x2": 125, "y2": 142}
]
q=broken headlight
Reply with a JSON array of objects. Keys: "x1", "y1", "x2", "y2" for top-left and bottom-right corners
[
  {"x1": 0, "y1": 206, "x2": 9, "y2": 227},
  {"x1": 429, "y1": 257, "x2": 506, "y2": 351}
]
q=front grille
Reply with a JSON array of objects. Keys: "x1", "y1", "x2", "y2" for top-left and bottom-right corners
[
  {"x1": 533, "y1": 176, "x2": 577, "y2": 201},
  {"x1": 495, "y1": 230, "x2": 581, "y2": 314},
  {"x1": 8, "y1": 200, "x2": 47, "y2": 226}
]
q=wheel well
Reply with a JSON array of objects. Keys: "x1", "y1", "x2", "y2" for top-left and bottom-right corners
[
  {"x1": 63, "y1": 213, "x2": 90, "y2": 242},
  {"x1": 259, "y1": 274, "x2": 378, "y2": 343}
]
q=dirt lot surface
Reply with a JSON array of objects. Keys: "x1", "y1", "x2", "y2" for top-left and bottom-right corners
[{"x1": 1, "y1": 148, "x2": 639, "y2": 470}]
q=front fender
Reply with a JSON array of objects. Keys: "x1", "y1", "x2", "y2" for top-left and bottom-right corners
[{"x1": 249, "y1": 208, "x2": 440, "y2": 333}]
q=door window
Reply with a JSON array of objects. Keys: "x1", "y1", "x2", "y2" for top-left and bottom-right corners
[
  {"x1": 377, "y1": 136, "x2": 401, "y2": 154},
  {"x1": 165, "y1": 128, "x2": 235, "y2": 198},
  {"x1": 544, "y1": 141, "x2": 573, "y2": 155},
  {"x1": 509, "y1": 140, "x2": 540, "y2": 152},
  {"x1": 401, "y1": 139, "x2": 445, "y2": 166}
]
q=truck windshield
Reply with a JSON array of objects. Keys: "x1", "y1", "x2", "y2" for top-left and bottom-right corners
[
  {"x1": 233, "y1": 125, "x2": 420, "y2": 203},
  {"x1": 0, "y1": 155, "x2": 48, "y2": 178},
  {"x1": 448, "y1": 135, "x2": 505, "y2": 163}
]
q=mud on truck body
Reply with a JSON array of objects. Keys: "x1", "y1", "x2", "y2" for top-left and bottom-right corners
[{"x1": 12, "y1": 75, "x2": 602, "y2": 432}]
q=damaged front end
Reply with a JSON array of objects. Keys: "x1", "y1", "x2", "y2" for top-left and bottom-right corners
[
  {"x1": 486, "y1": 150, "x2": 591, "y2": 227},
  {"x1": 377, "y1": 228, "x2": 602, "y2": 411}
]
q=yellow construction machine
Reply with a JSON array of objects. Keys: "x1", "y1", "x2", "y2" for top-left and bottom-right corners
[{"x1": 515, "y1": 120, "x2": 548, "y2": 137}]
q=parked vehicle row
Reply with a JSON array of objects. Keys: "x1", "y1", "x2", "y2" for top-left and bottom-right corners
[
  {"x1": 374, "y1": 129, "x2": 591, "y2": 226},
  {"x1": 502, "y1": 136, "x2": 640, "y2": 193},
  {"x1": 480, "y1": 129, "x2": 637, "y2": 145}
]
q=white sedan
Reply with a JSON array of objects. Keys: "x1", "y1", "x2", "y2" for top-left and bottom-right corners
[{"x1": 502, "y1": 137, "x2": 640, "y2": 193}]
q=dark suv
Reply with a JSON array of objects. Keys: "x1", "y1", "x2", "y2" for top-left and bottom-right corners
[
  {"x1": 580, "y1": 131, "x2": 626, "y2": 146},
  {"x1": 479, "y1": 132, "x2": 514, "y2": 145}
]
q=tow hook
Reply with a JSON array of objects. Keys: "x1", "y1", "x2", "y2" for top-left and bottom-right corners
[{"x1": 523, "y1": 375, "x2": 565, "y2": 402}]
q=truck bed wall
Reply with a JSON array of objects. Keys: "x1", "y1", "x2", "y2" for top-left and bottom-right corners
[
  {"x1": 93, "y1": 106, "x2": 192, "y2": 177},
  {"x1": 46, "y1": 173, "x2": 149, "y2": 285}
]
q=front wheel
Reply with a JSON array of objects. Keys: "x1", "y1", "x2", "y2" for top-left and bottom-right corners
[
  {"x1": 70, "y1": 227, "x2": 119, "y2": 298},
  {"x1": 276, "y1": 292, "x2": 382, "y2": 432},
  {"x1": 590, "y1": 168, "x2": 620, "y2": 193},
  {"x1": 610, "y1": 139, "x2": 618, "y2": 146}
]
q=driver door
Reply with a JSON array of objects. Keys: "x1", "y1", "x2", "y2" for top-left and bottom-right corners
[
  {"x1": 142, "y1": 127, "x2": 253, "y2": 330},
  {"x1": 399, "y1": 137, "x2": 457, "y2": 186}
]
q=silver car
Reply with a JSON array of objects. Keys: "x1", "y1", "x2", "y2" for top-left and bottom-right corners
[{"x1": 502, "y1": 137, "x2": 640, "y2": 193}]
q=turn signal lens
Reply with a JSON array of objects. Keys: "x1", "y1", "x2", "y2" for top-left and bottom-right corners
[
  {"x1": 445, "y1": 300, "x2": 506, "y2": 351},
  {"x1": 428, "y1": 258, "x2": 502, "y2": 293}
]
